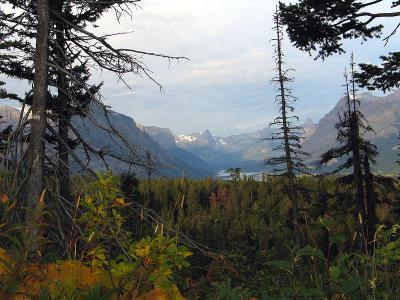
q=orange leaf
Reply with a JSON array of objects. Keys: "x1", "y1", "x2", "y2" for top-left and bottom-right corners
[
  {"x1": 1, "y1": 194, "x2": 8, "y2": 204},
  {"x1": 6, "y1": 200, "x2": 16, "y2": 211}
]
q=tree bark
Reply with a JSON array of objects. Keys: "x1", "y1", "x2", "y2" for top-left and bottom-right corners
[
  {"x1": 25, "y1": 0, "x2": 50, "y2": 248},
  {"x1": 352, "y1": 120, "x2": 366, "y2": 225},
  {"x1": 26, "y1": 0, "x2": 50, "y2": 217}
]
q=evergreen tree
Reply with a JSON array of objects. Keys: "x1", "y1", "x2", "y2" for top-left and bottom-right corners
[
  {"x1": 320, "y1": 55, "x2": 378, "y2": 243},
  {"x1": 266, "y1": 8, "x2": 310, "y2": 244}
]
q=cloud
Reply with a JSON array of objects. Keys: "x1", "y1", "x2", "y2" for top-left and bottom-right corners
[{"x1": 159, "y1": 47, "x2": 273, "y2": 86}]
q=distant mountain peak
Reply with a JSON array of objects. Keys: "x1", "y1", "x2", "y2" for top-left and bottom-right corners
[
  {"x1": 0, "y1": 105, "x2": 22, "y2": 130},
  {"x1": 201, "y1": 129, "x2": 213, "y2": 137},
  {"x1": 200, "y1": 129, "x2": 216, "y2": 144}
]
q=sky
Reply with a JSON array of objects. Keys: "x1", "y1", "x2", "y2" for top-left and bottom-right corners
[{"x1": 3, "y1": 0, "x2": 400, "y2": 136}]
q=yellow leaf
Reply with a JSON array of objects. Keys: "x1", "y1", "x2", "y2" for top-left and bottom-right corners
[
  {"x1": 88, "y1": 231, "x2": 95, "y2": 242},
  {"x1": 112, "y1": 197, "x2": 129, "y2": 207},
  {"x1": 136, "y1": 245, "x2": 151, "y2": 257},
  {"x1": 75, "y1": 195, "x2": 81, "y2": 209},
  {"x1": 85, "y1": 196, "x2": 93, "y2": 204}
]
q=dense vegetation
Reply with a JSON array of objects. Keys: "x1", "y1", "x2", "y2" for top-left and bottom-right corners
[
  {"x1": 133, "y1": 175, "x2": 400, "y2": 298},
  {"x1": 1, "y1": 173, "x2": 400, "y2": 298}
]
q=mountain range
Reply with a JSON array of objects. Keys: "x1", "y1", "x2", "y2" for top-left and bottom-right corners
[
  {"x1": 0, "y1": 90, "x2": 399, "y2": 177},
  {"x1": 0, "y1": 105, "x2": 212, "y2": 178}
]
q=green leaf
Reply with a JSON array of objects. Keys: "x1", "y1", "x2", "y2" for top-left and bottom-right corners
[
  {"x1": 265, "y1": 260, "x2": 291, "y2": 269},
  {"x1": 296, "y1": 245, "x2": 324, "y2": 258},
  {"x1": 296, "y1": 286, "x2": 326, "y2": 298},
  {"x1": 330, "y1": 235, "x2": 346, "y2": 245},
  {"x1": 341, "y1": 276, "x2": 362, "y2": 294},
  {"x1": 319, "y1": 217, "x2": 332, "y2": 231}
]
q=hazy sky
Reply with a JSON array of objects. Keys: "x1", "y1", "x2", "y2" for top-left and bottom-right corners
[{"x1": 4, "y1": 0, "x2": 400, "y2": 136}]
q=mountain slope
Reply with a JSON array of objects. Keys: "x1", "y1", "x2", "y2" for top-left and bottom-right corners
[{"x1": 0, "y1": 106, "x2": 20, "y2": 130}]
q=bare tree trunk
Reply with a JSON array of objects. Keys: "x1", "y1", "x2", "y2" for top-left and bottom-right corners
[
  {"x1": 25, "y1": 0, "x2": 50, "y2": 231},
  {"x1": 275, "y1": 15, "x2": 300, "y2": 245}
]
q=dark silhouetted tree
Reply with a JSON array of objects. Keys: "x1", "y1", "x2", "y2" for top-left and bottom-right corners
[
  {"x1": 279, "y1": 0, "x2": 399, "y2": 59},
  {"x1": 227, "y1": 168, "x2": 241, "y2": 181},
  {"x1": 0, "y1": 0, "x2": 184, "y2": 211},
  {"x1": 278, "y1": 0, "x2": 400, "y2": 115},
  {"x1": 320, "y1": 55, "x2": 378, "y2": 245},
  {"x1": 279, "y1": 0, "x2": 400, "y2": 168}
]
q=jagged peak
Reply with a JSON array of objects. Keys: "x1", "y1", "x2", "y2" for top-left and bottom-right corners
[{"x1": 201, "y1": 129, "x2": 213, "y2": 137}]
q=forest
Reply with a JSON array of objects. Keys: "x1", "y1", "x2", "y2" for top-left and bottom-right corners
[{"x1": 0, "y1": 0, "x2": 400, "y2": 299}]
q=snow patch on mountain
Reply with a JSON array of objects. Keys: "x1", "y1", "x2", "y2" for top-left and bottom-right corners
[
  {"x1": 176, "y1": 134, "x2": 198, "y2": 143},
  {"x1": 217, "y1": 138, "x2": 227, "y2": 145}
]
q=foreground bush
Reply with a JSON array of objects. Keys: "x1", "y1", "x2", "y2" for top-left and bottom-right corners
[{"x1": 0, "y1": 173, "x2": 191, "y2": 299}]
